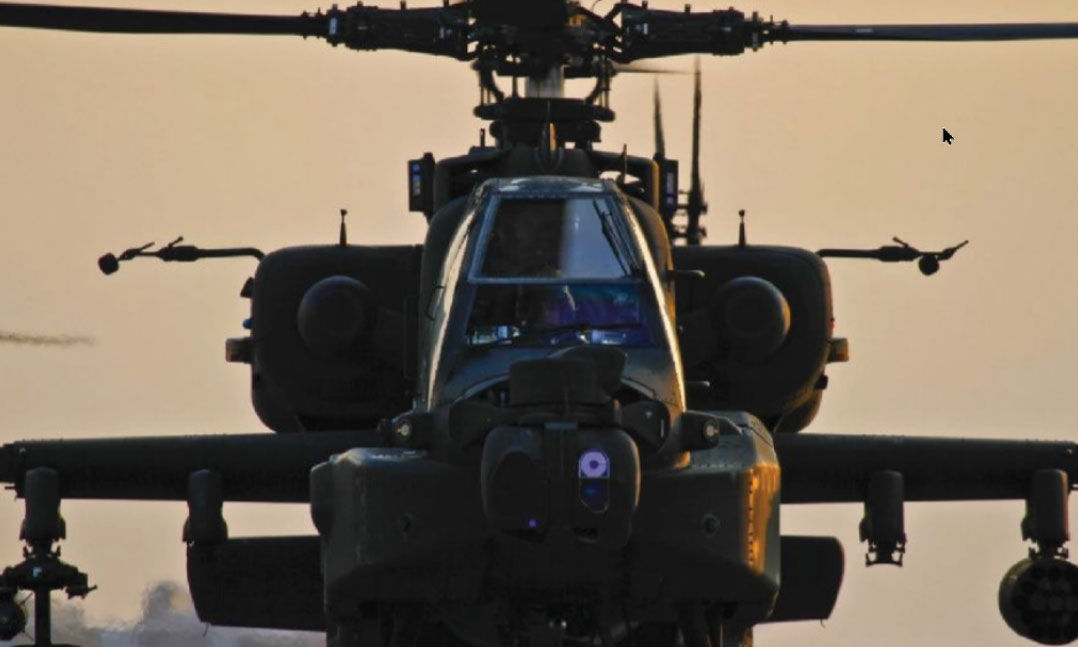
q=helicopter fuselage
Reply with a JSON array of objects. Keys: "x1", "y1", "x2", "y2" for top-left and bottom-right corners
[
  {"x1": 198, "y1": 139, "x2": 841, "y2": 646},
  {"x1": 310, "y1": 174, "x2": 782, "y2": 644}
]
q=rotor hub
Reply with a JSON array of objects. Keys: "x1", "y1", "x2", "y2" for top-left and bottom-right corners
[{"x1": 476, "y1": 97, "x2": 612, "y2": 148}]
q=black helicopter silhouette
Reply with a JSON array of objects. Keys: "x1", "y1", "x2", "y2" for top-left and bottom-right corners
[{"x1": 1, "y1": 2, "x2": 1078, "y2": 647}]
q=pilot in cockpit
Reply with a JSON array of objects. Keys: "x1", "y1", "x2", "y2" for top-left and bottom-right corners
[{"x1": 466, "y1": 193, "x2": 655, "y2": 347}]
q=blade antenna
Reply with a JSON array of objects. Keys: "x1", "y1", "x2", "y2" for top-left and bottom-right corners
[
  {"x1": 653, "y1": 77, "x2": 666, "y2": 159},
  {"x1": 686, "y1": 56, "x2": 707, "y2": 245}
]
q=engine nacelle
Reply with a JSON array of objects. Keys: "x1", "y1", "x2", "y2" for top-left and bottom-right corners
[
  {"x1": 240, "y1": 245, "x2": 420, "y2": 432},
  {"x1": 673, "y1": 246, "x2": 834, "y2": 432},
  {"x1": 999, "y1": 557, "x2": 1078, "y2": 645}
]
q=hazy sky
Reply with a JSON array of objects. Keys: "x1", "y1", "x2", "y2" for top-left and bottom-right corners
[{"x1": 1, "y1": 0, "x2": 1077, "y2": 645}]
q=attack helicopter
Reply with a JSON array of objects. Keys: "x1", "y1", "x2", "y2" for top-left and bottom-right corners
[{"x1": 2, "y1": 1, "x2": 1078, "y2": 647}]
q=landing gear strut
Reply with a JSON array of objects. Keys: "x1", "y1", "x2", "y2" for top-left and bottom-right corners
[{"x1": 0, "y1": 468, "x2": 95, "y2": 646}]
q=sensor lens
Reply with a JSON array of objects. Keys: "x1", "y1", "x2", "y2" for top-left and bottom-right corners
[{"x1": 579, "y1": 450, "x2": 610, "y2": 479}]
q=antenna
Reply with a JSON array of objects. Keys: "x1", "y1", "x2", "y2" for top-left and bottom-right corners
[
  {"x1": 685, "y1": 56, "x2": 707, "y2": 245},
  {"x1": 339, "y1": 208, "x2": 348, "y2": 246},
  {"x1": 738, "y1": 209, "x2": 747, "y2": 247},
  {"x1": 653, "y1": 78, "x2": 666, "y2": 159}
]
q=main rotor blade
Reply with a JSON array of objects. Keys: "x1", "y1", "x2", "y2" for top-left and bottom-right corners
[
  {"x1": 652, "y1": 78, "x2": 665, "y2": 158},
  {"x1": 782, "y1": 22, "x2": 1078, "y2": 43},
  {"x1": 614, "y1": 63, "x2": 687, "y2": 75},
  {"x1": 0, "y1": 2, "x2": 323, "y2": 36},
  {"x1": 616, "y1": 7, "x2": 1078, "y2": 61}
]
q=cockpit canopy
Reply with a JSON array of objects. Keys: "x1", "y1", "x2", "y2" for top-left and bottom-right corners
[
  {"x1": 466, "y1": 186, "x2": 655, "y2": 348},
  {"x1": 421, "y1": 177, "x2": 682, "y2": 409},
  {"x1": 475, "y1": 196, "x2": 638, "y2": 280}
]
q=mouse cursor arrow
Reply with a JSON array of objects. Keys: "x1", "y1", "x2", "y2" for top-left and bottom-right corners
[{"x1": 942, "y1": 128, "x2": 954, "y2": 145}]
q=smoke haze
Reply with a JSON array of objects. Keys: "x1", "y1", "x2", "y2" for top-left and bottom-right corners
[
  {"x1": 22, "y1": 582, "x2": 321, "y2": 647},
  {"x1": 0, "y1": 331, "x2": 94, "y2": 347}
]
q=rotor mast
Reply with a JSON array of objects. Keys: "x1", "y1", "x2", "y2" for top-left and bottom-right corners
[{"x1": 525, "y1": 67, "x2": 565, "y2": 99}]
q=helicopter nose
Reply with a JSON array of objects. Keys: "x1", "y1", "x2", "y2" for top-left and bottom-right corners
[
  {"x1": 296, "y1": 275, "x2": 373, "y2": 359},
  {"x1": 480, "y1": 421, "x2": 640, "y2": 550}
]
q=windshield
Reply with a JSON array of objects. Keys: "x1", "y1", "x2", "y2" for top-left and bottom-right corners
[
  {"x1": 476, "y1": 197, "x2": 635, "y2": 280},
  {"x1": 466, "y1": 283, "x2": 655, "y2": 347}
]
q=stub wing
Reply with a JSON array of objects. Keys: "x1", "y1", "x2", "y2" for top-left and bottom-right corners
[
  {"x1": 776, "y1": 433, "x2": 1078, "y2": 504},
  {"x1": 0, "y1": 431, "x2": 380, "y2": 502},
  {"x1": 2, "y1": 430, "x2": 1073, "y2": 505},
  {"x1": 775, "y1": 433, "x2": 1078, "y2": 644}
]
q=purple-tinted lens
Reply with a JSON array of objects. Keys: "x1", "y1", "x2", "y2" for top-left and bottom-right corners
[{"x1": 579, "y1": 450, "x2": 610, "y2": 478}]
